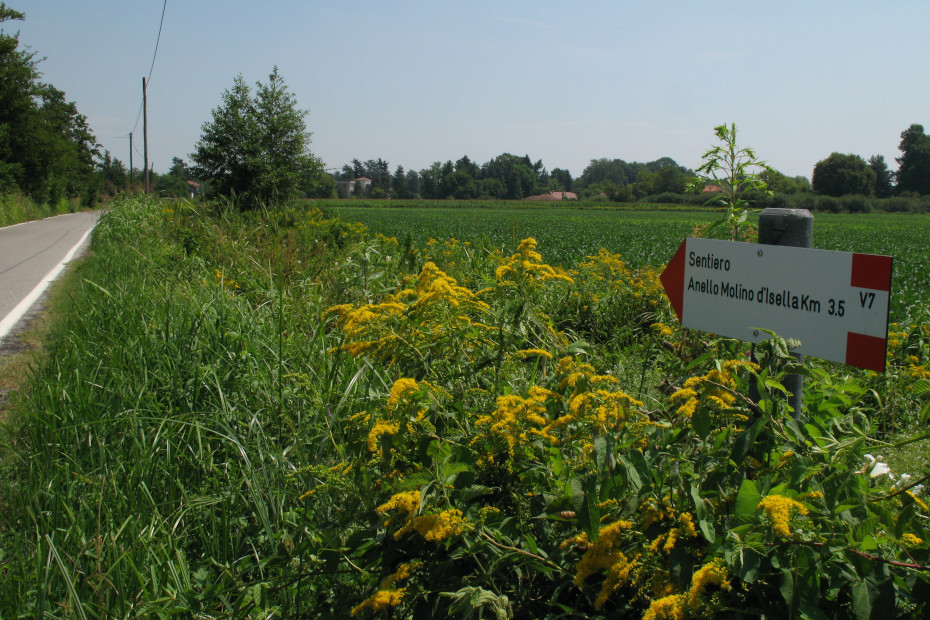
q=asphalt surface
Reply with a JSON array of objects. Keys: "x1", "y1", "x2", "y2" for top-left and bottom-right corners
[{"x1": 0, "y1": 211, "x2": 99, "y2": 350}]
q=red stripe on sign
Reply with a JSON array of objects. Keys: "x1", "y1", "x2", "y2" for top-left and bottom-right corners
[
  {"x1": 851, "y1": 253, "x2": 892, "y2": 291},
  {"x1": 846, "y1": 332, "x2": 887, "y2": 372}
]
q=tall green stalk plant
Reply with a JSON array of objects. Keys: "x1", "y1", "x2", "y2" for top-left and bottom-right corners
[{"x1": 693, "y1": 123, "x2": 773, "y2": 241}]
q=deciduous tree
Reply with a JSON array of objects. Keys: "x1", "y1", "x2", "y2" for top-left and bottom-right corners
[
  {"x1": 868, "y1": 155, "x2": 893, "y2": 198},
  {"x1": 812, "y1": 152, "x2": 875, "y2": 197},
  {"x1": 894, "y1": 123, "x2": 930, "y2": 195},
  {"x1": 1, "y1": 3, "x2": 98, "y2": 202},
  {"x1": 191, "y1": 67, "x2": 322, "y2": 210}
]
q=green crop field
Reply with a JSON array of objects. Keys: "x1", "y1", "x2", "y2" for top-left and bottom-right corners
[{"x1": 333, "y1": 204, "x2": 930, "y2": 322}]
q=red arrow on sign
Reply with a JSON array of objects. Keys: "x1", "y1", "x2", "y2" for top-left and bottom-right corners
[{"x1": 659, "y1": 240, "x2": 686, "y2": 322}]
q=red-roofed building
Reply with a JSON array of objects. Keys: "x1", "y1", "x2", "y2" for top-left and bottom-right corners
[{"x1": 524, "y1": 191, "x2": 578, "y2": 202}]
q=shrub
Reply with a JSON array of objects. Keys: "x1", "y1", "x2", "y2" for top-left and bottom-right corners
[{"x1": 844, "y1": 194, "x2": 872, "y2": 213}]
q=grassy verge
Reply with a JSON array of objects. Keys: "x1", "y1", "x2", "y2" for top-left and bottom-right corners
[{"x1": 0, "y1": 193, "x2": 81, "y2": 227}]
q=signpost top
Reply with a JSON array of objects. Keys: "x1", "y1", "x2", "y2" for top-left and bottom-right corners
[{"x1": 660, "y1": 237, "x2": 892, "y2": 372}]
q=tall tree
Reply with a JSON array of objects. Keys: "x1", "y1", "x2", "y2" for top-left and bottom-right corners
[
  {"x1": 550, "y1": 167, "x2": 573, "y2": 192},
  {"x1": 812, "y1": 153, "x2": 876, "y2": 197},
  {"x1": 1, "y1": 3, "x2": 98, "y2": 201},
  {"x1": 404, "y1": 169, "x2": 420, "y2": 198},
  {"x1": 392, "y1": 165, "x2": 407, "y2": 199},
  {"x1": 454, "y1": 155, "x2": 479, "y2": 179},
  {"x1": 894, "y1": 124, "x2": 930, "y2": 195},
  {"x1": 868, "y1": 155, "x2": 893, "y2": 198},
  {"x1": 191, "y1": 67, "x2": 322, "y2": 210}
]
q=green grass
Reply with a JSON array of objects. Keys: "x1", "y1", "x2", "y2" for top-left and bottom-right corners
[{"x1": 0, "y1": 192, "x2": 81, "y2": 226}]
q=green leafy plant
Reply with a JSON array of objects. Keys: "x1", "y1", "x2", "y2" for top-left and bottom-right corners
[{"x1": 693, "y1": 123, "x2": 774, "y2": 241}]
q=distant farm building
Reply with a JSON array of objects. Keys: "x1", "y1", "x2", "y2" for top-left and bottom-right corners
[
  {"x1": 524, "y1": 191, "x2": 578, "y2": 202},
  {"x1": 702, "y1": 185, "x2": 724, "y2": 193},
  {"x1": 336, "y1": 177, "x2": 373, "y2": 198}
]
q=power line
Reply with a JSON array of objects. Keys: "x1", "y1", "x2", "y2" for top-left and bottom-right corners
[
  {"x1": 131, "y1": 0, "x2": 167, "y2": 135},
  {"x1": 146, "y1": 0, "x2": 167, "y2": 85}
]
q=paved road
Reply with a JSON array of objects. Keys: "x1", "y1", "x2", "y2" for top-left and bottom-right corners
[{"x1": 0, "y1": 211, "x2": 100, "y2": 343}]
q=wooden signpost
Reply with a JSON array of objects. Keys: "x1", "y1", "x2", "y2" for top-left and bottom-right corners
[{"x1": 660, "y1": 237, "x2": 893, "y2": 372}]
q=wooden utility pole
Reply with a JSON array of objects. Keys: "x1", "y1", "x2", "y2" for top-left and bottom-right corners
[
  {"x1": 129, "y1": 132, "x2": 134, "y2": 193},
  {"x1": 143, "y1": 77, "x2": 149, "y2": 193}
]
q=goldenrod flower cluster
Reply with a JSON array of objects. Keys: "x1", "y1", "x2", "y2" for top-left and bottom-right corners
[
  {"x1": 394, "y1": 508, "x2": 468, "y2": 542},
  {"x1": 474, "y1": 387, "x2": 553, "y2": 452},
  {"x1": 639, "y1": 558, "x2": 731, "y2": 619},
  {"x1": 386, "y1": 377, "x2": 419, "y2": 413},
  {"x1": 757, "y1": 494, "x2": 809, "y2": 538},
  {"x1": 350, "y1": 561, "x2": 418, "y2": 617},
  {"x1": 517, "y1": 348, "x2": 554, "y2": 361},
  {"x1": 687, "y1": 558, "x2": 730, "y2": 609},
  {"x1": 376, "y1": 490, "x2": 421, "y2": 527},
  {"x1": 494, "y1": 238, "x2": 574, "y2": 289},
  {"x1": 648, "y1": 512, "x2": 698, "y2": 555},
  {"x1": 574, "y1": 249, "x2": 631, "y2": 282},
  {"x1": 473, "y1": 357, "x2": 644, "y2": 459},
  {"x1": 565, "y1": 495, "x2": 711, "y2": 611},
  {"x1": 669, "y1": 359, "x2": 757, "y2": 419},
  {"x1": 548, "y1": 356, "x2": 644, "y2": 443},
  {"x1": 651, "y1": 322, "x2": 676, "y2": 338},
  {"x1": 563, "y1": 519, "x2": 639, "y2": 609},
  {"x1": 642, "y1": 594, "x2": 686, "y2": 620},
  {"x1": 367, "y1": 420, "x2": 399, "y2": 459},
  {"x1": 325, "y1": 261, "x2": 494, "y2": 369}
]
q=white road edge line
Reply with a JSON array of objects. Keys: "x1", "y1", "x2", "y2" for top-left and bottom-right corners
[{"x1": 0, "y1": 224, "x2": 96, "y2": 344}]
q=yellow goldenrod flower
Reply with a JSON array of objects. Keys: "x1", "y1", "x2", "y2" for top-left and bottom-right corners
[
  {"x1": 570, "y1": 519, "x2": 634, "y2": 588},
  {"x1": 386, "y1": 378, "x2": 419, "y2": 412},
  {"x1": 518, "y1": 348, "x2": 554, "y2": 360},
  {"x1": 758, "y1": 494, "x2": 808, "y2": 538},
  {"x1": 901, "y1": 533, "x2": 923, "y2": 547},
  {"x1": 643, "y1": 594, "x2": 686, "y2": 620},
  {"x1": 376, "y1": 490, "x2": 420, "y2": 527},
  {"x1": 394, "y1": 508, "x2": 467, "y2": 542},
  {"x1": 367, "y1": 420, "x2": 399, "y2": 457},
  {"x1": 350, "y1": 562, "x2": 418, "y2": 617},
  {"x1": 906, "y1": 491, "x2": 929, "y2": 512},
  {"x1": 687, "y1": 558, "x2": 730, "y2": 610}
]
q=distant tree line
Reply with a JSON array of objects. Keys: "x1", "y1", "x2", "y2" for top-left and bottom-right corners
[
  {"x1": 332, "y1": 154, "x2": 704, "y2": 202},
  {"x1": 812, "y1": 124, "x2": 930, "y2": 199},
  {"x1": 333, "y1": 154, "x2": 573, "y2": 201}
]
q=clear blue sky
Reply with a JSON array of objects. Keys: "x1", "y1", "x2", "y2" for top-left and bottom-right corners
[{"x1": 12, "y1": 1, "x2": 930, "y2": 179}]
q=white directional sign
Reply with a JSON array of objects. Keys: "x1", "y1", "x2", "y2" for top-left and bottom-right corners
[{"x1": 660, "y1": 237, "x2": 892, "y2": 372}]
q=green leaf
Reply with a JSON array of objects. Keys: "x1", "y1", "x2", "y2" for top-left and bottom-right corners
[
  {"x1": 859, "y1": 534, "x2": 878, "y2": 551},
  {"x1": 920, "y1": 399, "x2": 930, "y2": 424},
  {"x1": 734, "y1": 479, "x2": 761, "y2": 523},
  {"x1": 570, "y1": 478, "x2": 584, "y2": 513},
  {"x1": 594, "y1": 436, "x2": 608, "y2": 475},
  {"x1": 618, "y1": 456, "x2": 642, "y2": 490},
  {"x1": 579, "y1": 488, "x2": 601, "y2": 540},
  {"x1": 738, "y1": 547, "x2": 761, "y2": 583},
  {"x1": 440, "y1": 461, "x2": 470, "y2": 484},
  {"x1": 524, "y1": 534, "x2": 538, "y2": 555},
  {"x1": 692, "y1": 407, "x2": 711, "y2": 440},
  {"x1": 911, "y1": 379, "x2": 930, "y2": 396},
  {"x1": 690, "y1": 485, "x2": 716, "y2": 543},
  {"x1": 780, "y1": 567, "x2": 796, "y2": 610},
  {"x1": 731, "y1": 416, "x2": 766, "y2": 465},
  {"x1": 852, "y1": 580, "x2": 873, "y2": 620}
]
